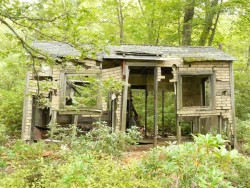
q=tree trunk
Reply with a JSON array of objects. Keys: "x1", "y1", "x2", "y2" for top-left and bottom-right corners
[
  {"x1": 248, "y1": 45, "x2": 250, "y2": 68},
  {"x1": 208, "y1": 0, "x2": 223, "y2": 46},
  {"x1": 116, "y1": 0, "x2": 124, "y2": 44},
  {"x1": 182, "y1": 0, "x2": 195, "y2": 46},
  {"x1": 199, "y1": 0, "x2": 219, "y2": 46}
]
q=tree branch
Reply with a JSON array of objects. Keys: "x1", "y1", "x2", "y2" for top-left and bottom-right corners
[
  {"x1": 2, "y1": 11, "x2": 70, "y2": 23},
  {"x1": 9, "y1": 18, "x2": 62, "y2": 42},
  {"x1": 0, "y1": 17, "x2": 46, "y2": 58}
]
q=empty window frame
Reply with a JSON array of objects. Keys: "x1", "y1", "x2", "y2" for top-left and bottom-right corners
[
  {"x1": 177, "y1": 72, "x2": 215, "y2": 110},
  {"x1": 60, "y1": 72, "x2": 102, "y2": 109}
]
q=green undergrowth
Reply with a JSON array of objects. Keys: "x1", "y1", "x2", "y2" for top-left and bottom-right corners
[
  {"x1": 0, "y1": 130, "x2": 249, "y2": 187},
  {"x1": 236, "y1": 119, "x2": 250, "y2": 154}
]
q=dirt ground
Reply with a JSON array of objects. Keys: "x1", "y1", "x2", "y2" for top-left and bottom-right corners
[{"x1": 122, "y1": 136, "x2": 193, "y2": 163}]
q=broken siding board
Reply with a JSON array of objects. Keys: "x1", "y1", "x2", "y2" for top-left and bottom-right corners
[
  {"x1": 126, "y1": 61, "x2": 159, "y2": 67},
  {"x1": 63, "y1": 69, "x2": 101, "y2": 74},
  {"x1": 58, "y1": 109, "x2": 102, "y2": 115}
]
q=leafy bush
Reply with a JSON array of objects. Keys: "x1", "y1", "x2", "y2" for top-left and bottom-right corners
[
  {"x1": 78, "y1": 122, "x2": 142, "y2": 156},
  {"x1": 0, "y1": 124, "x2": 9, "y2": 145},
  {"x1": 47, "y1": 121, "x2": 142, "y2": 156},
  {"x1": 139, "y1": 134, "x2": 247, "y2": 187},
  {"x1": 0, "y1": 58, "x2": 25, "y2": 136},
  {"x1": 1, "y1": 133, "x2": 249, "y2": 188},
  {"x1": 48, "y1": 123, "x2": 78, "y2": 146},
  {"x1": 236, "y1": 119, "x2": 250, "y2": 154},
  {"x1": 227, "y1": 155, "x2": 250, "y2": 187}
]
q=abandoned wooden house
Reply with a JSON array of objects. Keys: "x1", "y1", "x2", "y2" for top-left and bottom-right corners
[{"x1": 21, "y1": 41, "x2": 237, "y2": 146}]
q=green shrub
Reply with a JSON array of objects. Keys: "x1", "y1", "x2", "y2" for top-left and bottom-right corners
[
  {"x1": 47, "y1": 121, "x2": 142, "y2": 156},
  {"x1": 227, "y1": 155, "x2": 250, "y2": 187},
  {"x1": 78, "y1": 122, "x2": 142, "y2": 156},
  {"x1": 0, "y1": 124, "x2": 9, "y2": 145},
  {"x1": 0, "y1": 57, "x2": 25, "y2": 136},
  {"x1": 139, "y1": 134, "x2": 241, "y2": 187},
  {"x1": 1, "y1": 133, "x2": 249, "y2": 188},
  {"x1": 48, "y1": 123, "x2": 78, "y2": 147},
  {"x1": 237, "y1": 119, "x2": 250, "y2": 154}
]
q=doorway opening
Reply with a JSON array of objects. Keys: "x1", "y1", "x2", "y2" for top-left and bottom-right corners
[{"x1": 127, "y1": 66, "x2": 175, "y2": 138}]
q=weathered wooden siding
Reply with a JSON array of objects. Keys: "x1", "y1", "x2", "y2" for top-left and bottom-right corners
[
  {"x1": 22, "y1": 58, "x2": 235, "y2": 142},
  {"x1": 22, "y1": 60, "x2": 102, "y2": 140},
  {"x1": 102, "y1": 66, "x2": 123, "y2": 131},
  {"x1": 172, "y1": 61, "x2": 233, "y2": 135}
]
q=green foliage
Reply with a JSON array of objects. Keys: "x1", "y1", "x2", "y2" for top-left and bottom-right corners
[
  {"x1": 139, "y1": 134, "x2": 248, "y2": 187},
  {"x1": 0, "y1": 29, "x2": 26, "y2": 135},
  {"x1": 0, "y1": 125, "x2": 142, "y2": 187},
  {"x1": 234, "y1": 69, "x2": 250, "y2": 120},
  {"x1": 227, "y1": 155, "x2": 250, "y2": 187},
  {"x1": 65, "y1": 75, "x2": 125, "y2": 108},
  {"x1": 133, "y1": 90, "x2": 176, "y2": 135},
  {"x1": 102, "y1": 77, "x2": 126, "y2": 94},
  {"x1": 78, "y1": 122, "x2": 142, "y2": 156},
  {"x1": 1, "y1": 134, "x2": 250, "y2": 187},
  {"x1": 236, "y1": 119, "x2": 250, "y2": 154},
  {"x1": 48, "y1": 123, "x2": 78, "y2": 146},
  {"x1": 47, "y1": 121, "x2": 142, "y2": 156},
  {"x1": 0, "y1": 124, "x2": 9, "y2": 145}
]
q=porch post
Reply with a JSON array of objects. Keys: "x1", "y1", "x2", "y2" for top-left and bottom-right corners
[
  {"x1": 121, "y1": 63, "x2": 129, "y2": 132},
  {"x1": 162, "y1": 90, "x2": 165, "y2": 136},
  {"x1": 145, "y1": 89, "x2": 148, "y2": 138},
  {"x1": 153, "y1": 67, "x2": 158, "y2": 147},
  {"x1": 177, "y1": 116, "x2": 181, "y2": 144}
]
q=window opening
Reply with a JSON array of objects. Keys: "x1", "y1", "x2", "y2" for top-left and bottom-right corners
[
  {"x1": 182, "y1": 75, "x2": 211, "y2": 107},
  {"x1": 65, "y1": 74, "x2": 99, "y2": 108}
]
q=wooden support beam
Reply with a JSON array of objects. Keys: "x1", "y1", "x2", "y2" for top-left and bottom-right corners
[
  {"x1": 111, "y1": 98, "x2": 116, "y2": 132},
  {"x1": 191, "y1": 121, "x2": 194, "y2": 134},
  {"x1": 73, "y1": 115, "x2": 78, "y2": 125},
  {"x1": 174, "y1": 81, "x2": 181, "y2": 144},
  {"x1": 162, "y1": 90, "x2": 165, "y2": 136},
  {"x1": 177, "y1": 116, "x2": 181, "y2": 144},
  {"x1": 121, "y1": 64, "x2": 129, "y2": 132},
  {"x1": 59, "y1": 109, "x2": 102, "y2": 115},
  {"x1": 198, "y1": 117, "x2": 201, "y2": 134},
  {"x1": 218, "y1": 114, "x2": 222, "y2": 134},
  {"x1": 107, "y1": 91, "x2": 111, "y2": 127},
  {"x1": 52, "y1": 110, "x2": 57, "y2": 124},
  {"x1": 225, "y1": 120, "x2": 232, "y2": 150},
  {"x1": 153, "y1": 67, "x2": 158, "y2": 147},
  {"x1": 145, "y1": 90, "x2": 148, "y2": 138}
]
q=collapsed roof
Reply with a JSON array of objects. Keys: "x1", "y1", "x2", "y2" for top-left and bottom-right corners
[{"x1": 32, "y1": 41, "x2": 237, "y2": 62}]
